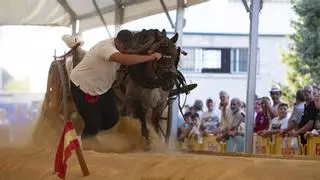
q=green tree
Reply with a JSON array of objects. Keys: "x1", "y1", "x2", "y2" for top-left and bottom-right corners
[{"x1": 281, "y1": 0, "x2": 320, "y2": 104}]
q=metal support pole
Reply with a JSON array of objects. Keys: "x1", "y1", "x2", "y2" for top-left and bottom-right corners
[
  {"x1": 160, "y1": 0, "x2": 175, "y2": 29},
  {"x1": 71, "y1": 19, "x2": 77, "y2": 36},
  {"x1": 114, "y1": 2, "x2": 124, "y2": 34},
  {"x1": 245, "y1": 0, "x2": 260, "y2": 153},
  {"x1": 0, "y1": 68, "x2": 3, "y2": 91},
  {"x1": 92, "y1": 0, "x2": 112, "y2": 37},
  {"x1": 167, "y1": 0, "x2": 185, "y2": 149}
]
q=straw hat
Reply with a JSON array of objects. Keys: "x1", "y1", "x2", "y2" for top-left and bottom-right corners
[{"x1": 61, "y1": 34, "x2": 84, "y2": 48}]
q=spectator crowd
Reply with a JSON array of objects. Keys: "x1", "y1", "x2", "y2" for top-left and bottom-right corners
[{"x1": 177, "y1": 84, "x2": 320, "y2": 153}]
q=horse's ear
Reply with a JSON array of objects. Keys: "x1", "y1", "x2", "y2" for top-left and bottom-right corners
[
  {"x1": 170, "y1": 33, "x2": 178, "y2": 43},
  {"x1": 162, "y1": 29, "x2": 167, "y2": 37}
]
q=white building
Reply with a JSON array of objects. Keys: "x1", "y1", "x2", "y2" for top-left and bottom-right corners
[{"x1": 176, "y1": 32, "x2": 290, "y2": 105}]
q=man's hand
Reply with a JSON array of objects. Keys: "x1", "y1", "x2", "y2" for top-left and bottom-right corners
[
  {"x1": 150, "y1": 52, "x2": 162, "y2": 61},
  {"x1": 228, "y1": 130, "x2": 236, "y2": 136},
  {"x1": 290, "y1": 131, "x2": 299, "y2": 137}
]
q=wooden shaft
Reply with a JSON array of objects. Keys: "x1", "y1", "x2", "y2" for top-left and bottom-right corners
[
  {"x1": 75, "y1": 147, "x2": 90, "y2": 176},
  {"x1": 55, "y1": 56, "x2": 90, "y2": 176}
]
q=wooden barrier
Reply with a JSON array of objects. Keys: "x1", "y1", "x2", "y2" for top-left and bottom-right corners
[
  {"x1": 181, "y1": 137, "x2": 201, "y2": 151},
  {"x1": 179, "y1": 133, "x2": 320, "y2": 158},
  {"x1": 202, "y1": 134, "x2": 225, "y2": 152},
  {"x1": 306, "y1": 135, "x2": 320, "y2": 156},
  {"x1": 273, "y1": 135, "x2": 300, "y2": 156},
  {"x1": 253, "y1": 133, "x2": 272, "y2": 155}
]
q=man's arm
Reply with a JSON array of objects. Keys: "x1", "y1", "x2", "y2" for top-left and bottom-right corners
[
  {"x1": 110, "y1": 52, "x2": 161, "y2": 65},
  {"x1": 283, "y1": 107, "x2": 301, "y2": 132},
  {"x1": 266, "y1": 104, "x2": 277, "y2": 119},
  {"x1": 284, "y1": 121, "x2": 297, "y2": 132},
  {"x1": 296, "y1": 120, "x2": 314, "y2": 135}
]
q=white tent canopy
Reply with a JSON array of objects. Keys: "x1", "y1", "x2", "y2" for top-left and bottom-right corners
[{"x1": 1, "y1": 0, "x2": 207, "y2": 32}]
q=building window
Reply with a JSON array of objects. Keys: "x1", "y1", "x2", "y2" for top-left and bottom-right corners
[
  {"x1": 231, "y1": 48, "x2": 248, "y2": 73},
  {"x1": 179, "y1": 47, "x2": 259, "y2": 74},
  {"x1": 202, "y1": 49, "x2": 221, "y2": 69}
]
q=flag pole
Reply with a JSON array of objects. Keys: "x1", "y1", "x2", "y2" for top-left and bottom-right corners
[{"x1": 55, "y1": 50, "x2": 90, "y2": 176}]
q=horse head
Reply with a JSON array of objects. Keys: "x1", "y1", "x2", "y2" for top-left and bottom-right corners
[{"x1": 127, "y1": 29, "x2": 182, "y2": 91}]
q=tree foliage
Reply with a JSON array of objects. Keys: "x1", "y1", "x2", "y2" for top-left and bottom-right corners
[{"x1": 281, "y1": 0, "x2": 320, "y2": 104}]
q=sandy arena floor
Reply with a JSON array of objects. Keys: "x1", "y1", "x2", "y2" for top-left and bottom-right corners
[
  {"x1": 1, "y1": 117, "x2": 320, "y2": 180},
  {"x1": 1, "y1": 147, "x2": 320, "y2": 180}
]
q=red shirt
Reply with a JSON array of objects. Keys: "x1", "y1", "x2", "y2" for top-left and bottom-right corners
[{"x1": 254, "y1": 111, "x2": 269, "y2": 132}]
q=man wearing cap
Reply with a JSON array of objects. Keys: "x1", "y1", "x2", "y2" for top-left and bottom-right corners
[{"x1": 69, "y1": 30, "x2": 162, "y2": 146}]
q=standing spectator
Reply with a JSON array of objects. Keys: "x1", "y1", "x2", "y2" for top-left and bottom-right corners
[
  {"x1": 254, "y1": 98, "x2": 262, "y2": 120},
  {"x1": 226, "y1": 98, "x2": 246, "y2": 152},
  {"x1": 254, "y1": 97, "x2": 270, "y2": 132},
  {"x1": 283, "y1": 89, "x2": 305, "y2": 133},
  {"x1": 200, "y1": 98, "x2": 220, "y2": 135},
  {"x1": 192, "y1": 100, "x2": 203, "y2": 116},
  {"x1": 312, "y1": 85, "x2": 320, "y2": 96},
  {"x1": 265, "y1": 84, "x2": 283, "y2": 119},
  {"x1": 219, "y1": 91, "x2": 232, "y2": 130},
  {"x1": 292, "y1": 85, "x2": 319, "y2": 145}
]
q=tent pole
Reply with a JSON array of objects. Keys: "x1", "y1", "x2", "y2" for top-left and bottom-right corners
[
  {"x1": 244, "y1": 0, "x2": 261, "y2": 153},
  {"x1": 167, "y1": 0, "x2": 185, "y2": 149},
  {"x1": 114, "y1": 0, "x2": 124, "y2": 34}
]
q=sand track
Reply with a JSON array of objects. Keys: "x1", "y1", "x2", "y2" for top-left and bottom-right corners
[
  {"x1": 1, "y1": 117, "x2": 320, "y2": 180},
  {"x1": 0, "y1": 147, "x2": 320, "y2": 180}
]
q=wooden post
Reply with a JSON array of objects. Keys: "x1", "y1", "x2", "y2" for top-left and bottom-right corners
[{"x1": 55, "y1": 49, "x2": 90, "y2": 176}]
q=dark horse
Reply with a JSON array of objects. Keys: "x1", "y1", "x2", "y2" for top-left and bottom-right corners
[{"x1": 112, "y1": 29, "x2": 196, "y2": 148}]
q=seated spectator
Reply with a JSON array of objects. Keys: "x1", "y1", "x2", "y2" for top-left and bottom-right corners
[
  {"x1": 200, "y1": 98, "x2": 220, "y2": 135},
  {"x1": 254, "y1": 97, "x2": 270, "y2": 133},
  {"x1": 258, "y1": 103, "x2": 289, "y2": 137}
]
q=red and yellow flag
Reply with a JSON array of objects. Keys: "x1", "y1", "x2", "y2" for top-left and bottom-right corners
[{"x1": 54, "y1": 121, "x2": 80, "y2": 179}]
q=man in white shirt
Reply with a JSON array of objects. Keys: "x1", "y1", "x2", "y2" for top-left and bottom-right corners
[
  {"x1": 200, "y1": 98, "x2": 220, "y2": 135},
  {"x1": 70, "y1": 30, "x2": 162, "y2": 141}
]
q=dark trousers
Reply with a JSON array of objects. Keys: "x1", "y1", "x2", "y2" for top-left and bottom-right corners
[{"x1": 70, "y1": 81, "x2": 119, "y2": 138}]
